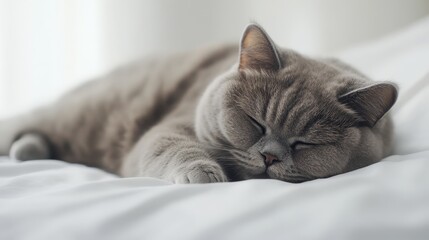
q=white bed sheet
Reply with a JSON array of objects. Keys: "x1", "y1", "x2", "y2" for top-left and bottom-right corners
[
  {"x1": 1, "y1": 152, "x2": 429, "y2": 240},
  {"x1": 2, "y1": 17, "x2": 429, "y2": 240}
]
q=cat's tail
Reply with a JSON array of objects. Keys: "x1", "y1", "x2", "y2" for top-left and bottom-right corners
[
  {"x1": 0, "y1": 115, "x2": 23, "y2": 156},
  {"x1": 0, "y1": 113, "x2": 51, "y2": 159}
]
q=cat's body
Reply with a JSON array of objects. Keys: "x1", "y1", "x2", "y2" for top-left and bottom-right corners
[
  {"x1": 0, "y1": 25, "x2": 397, "y2": 183},
  {"x1": 2, "y1": 45, "x2": 238, "y2": 173}
]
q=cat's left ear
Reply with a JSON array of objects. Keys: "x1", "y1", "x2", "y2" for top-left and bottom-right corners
[
  {"x1": 339, "y1": 82, "x2": 398, "y2": 127},
  {"x1": 239, "y1": 24, "x2": 282, "y2": 72}
]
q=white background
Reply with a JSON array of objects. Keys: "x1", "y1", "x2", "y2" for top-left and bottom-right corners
[{"x1": 0, "y1": 0, "x2": 428, "y2": 118}]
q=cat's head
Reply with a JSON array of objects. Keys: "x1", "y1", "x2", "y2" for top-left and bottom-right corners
[{"x1": 195, "y1": 24, "x2": 398, "y2": 182}]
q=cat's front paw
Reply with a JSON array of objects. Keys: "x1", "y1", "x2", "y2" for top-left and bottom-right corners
[{"x1": 174, "y1": 160, "x2": 228, "y2": 184}]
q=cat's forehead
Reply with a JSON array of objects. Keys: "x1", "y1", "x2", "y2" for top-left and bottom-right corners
[
  {"x1": 233, "y1": 53, "x2": 360, "y2": 104},
  {"x1": 229, "y1": 69, "x2": 356, "y2": 137},
  {"x1": 235, "y1": 70, "x2": 339, "y2": 103}
]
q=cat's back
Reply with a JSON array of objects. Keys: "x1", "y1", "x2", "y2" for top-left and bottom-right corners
[
  {"x1": 64, "y1": 44, "x2": 238, "y2": 112},
  {"x1": 34, "y1": 44, "x2": 238, "y2": 171}
]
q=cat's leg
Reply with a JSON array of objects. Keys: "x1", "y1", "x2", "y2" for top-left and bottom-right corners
[
  {"x1": 121, "y1": 123, "x2": 228, "y2": 184},
  {"x1": 9, "y1": 133, "x2": 51, "y2": 160}
]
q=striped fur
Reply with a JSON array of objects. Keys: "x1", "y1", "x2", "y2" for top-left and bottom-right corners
[{"x1": 0, "y1": 24, "x2": 397, "y2": 183}]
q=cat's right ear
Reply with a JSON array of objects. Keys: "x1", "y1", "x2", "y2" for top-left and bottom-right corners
[
  {"x1": 239, "y1": 24, "x2": 282, "y2": 72},
  {"x1": 339, "y1": 82, "x2": 398, "y2": 127}
]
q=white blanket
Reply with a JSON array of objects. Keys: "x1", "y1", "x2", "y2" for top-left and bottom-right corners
[
  {"x1": 1, "y1": 152, "x2": 429, "y2": 240},
  {"x1": 2, "y1": 17, "x2": 429, "y2": 240}
]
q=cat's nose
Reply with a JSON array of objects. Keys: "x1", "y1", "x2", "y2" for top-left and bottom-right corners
[{"x1": 261, "y1": 152, "x2": 280, "y2": 167}]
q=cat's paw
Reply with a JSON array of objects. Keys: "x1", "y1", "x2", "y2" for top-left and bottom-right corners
[{"x1": 174, "y1": 160, "x2": 228, "y2": 184}]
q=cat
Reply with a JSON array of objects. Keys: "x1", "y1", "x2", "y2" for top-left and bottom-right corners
[{"x1": 0, "y1": 24, "x2": 398, "y2": 183}]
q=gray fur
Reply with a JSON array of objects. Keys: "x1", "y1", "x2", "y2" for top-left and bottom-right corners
[{"x1": 0, "y1": 24, "x2": 397, "y2": 183}]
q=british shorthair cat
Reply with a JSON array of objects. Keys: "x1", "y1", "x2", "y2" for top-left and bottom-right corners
[{"x1": 0, "y1": 24, "x2": 397, "y2": 183}]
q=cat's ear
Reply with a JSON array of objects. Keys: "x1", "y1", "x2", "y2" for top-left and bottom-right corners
[
  {"x1": 339, "y1": 82, "x2": 398, "y2": 127},
  {"x1": 239, "y1": 24, "x2": 282, "y2": 72}
]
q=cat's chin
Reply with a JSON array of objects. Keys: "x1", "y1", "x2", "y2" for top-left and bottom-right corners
[
  {"x1": 252, "y1": 172, "x2": 269, "y2": 179},
  {"x1": 265, "y1": 167, "x2": 311, "y2": 183},
  {"x1": 247, "y1": 167, "x2": 308, "y2": 183}
]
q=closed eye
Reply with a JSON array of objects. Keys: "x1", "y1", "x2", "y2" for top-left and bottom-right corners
[
  {"x1": 246, "y1": 114, "x2": 265, "y2": 135},
  {"x1": 291, "y1": 141, "x2": 317, "y2": 151}
]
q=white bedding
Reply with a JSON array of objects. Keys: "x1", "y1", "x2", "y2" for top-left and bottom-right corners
[
  {"x1": 2, "y1": 17, "x2": 429, "y2": 240},
  {"x1": 1, "y1": 152, "x2": 429, "y2": 240}
]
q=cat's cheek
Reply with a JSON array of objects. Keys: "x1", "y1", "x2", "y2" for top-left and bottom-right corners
[
  {"x1": 293, "y1": 146, "x2": 349, "y2": 177},
  {"x1": 221, "y1": 110, "x2": 260, "y2": 149},
  {"x1": 225, "y1": 124, "x2": 259, "y2": 149}
]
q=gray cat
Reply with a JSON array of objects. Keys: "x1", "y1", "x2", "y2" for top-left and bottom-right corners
[{"x1": 0, "y1": 24, "x2": 397, "y2": 183}]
